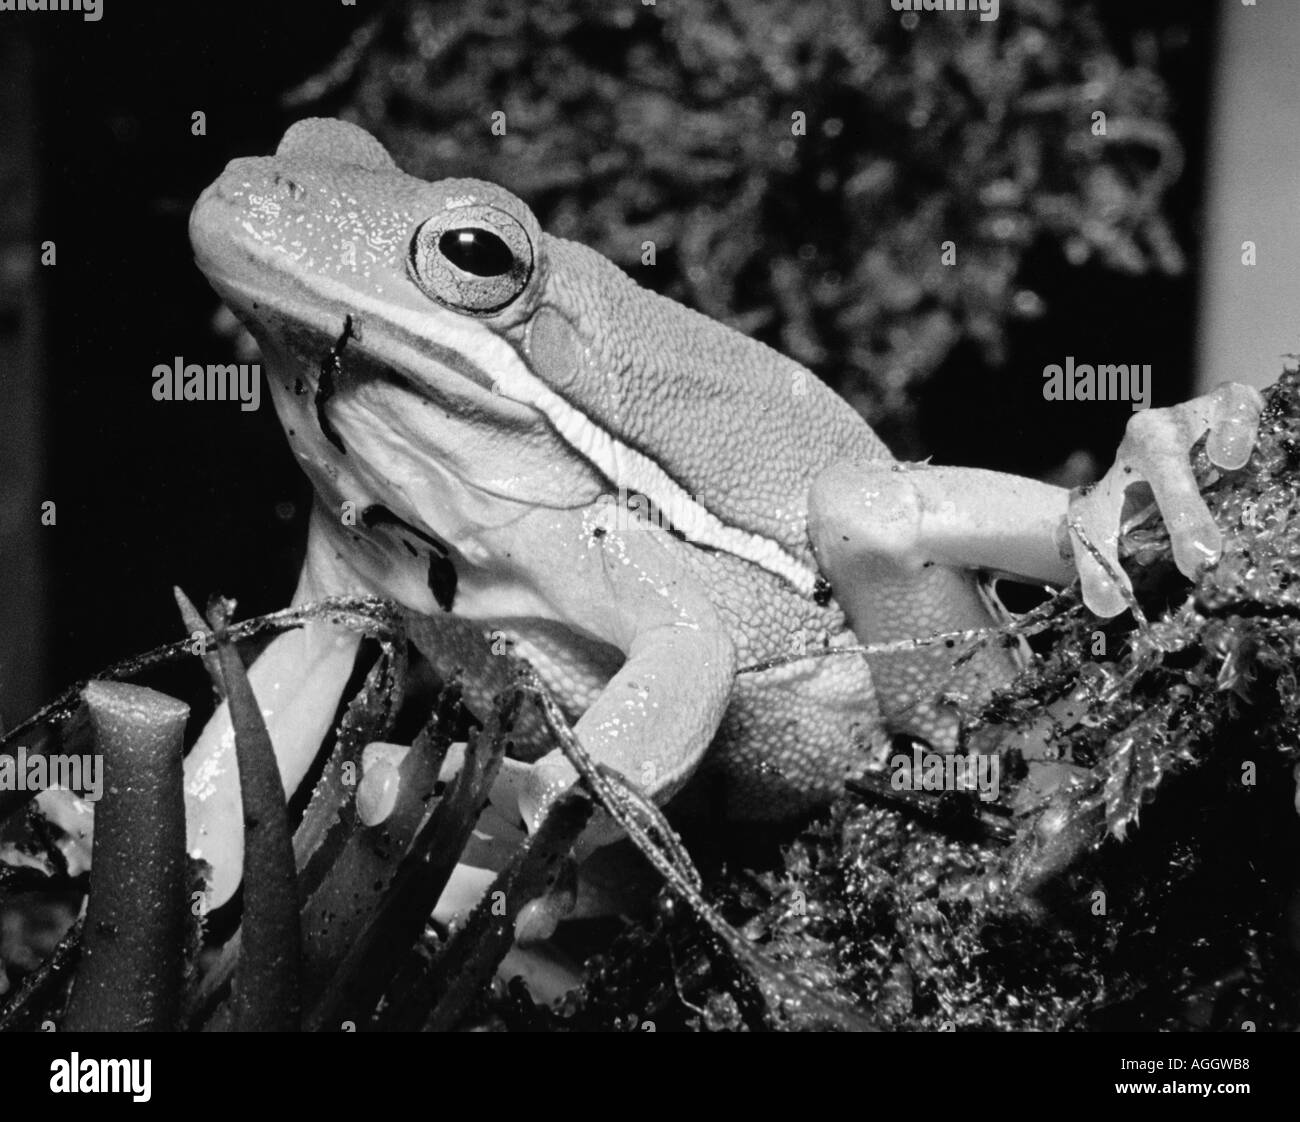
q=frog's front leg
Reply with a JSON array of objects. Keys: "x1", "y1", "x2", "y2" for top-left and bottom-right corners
[
  {"x1": 185, "y1": 504, "x2": 367, "y2": 909},
  {"x1": 515, "y1": 508, "x2": 737, "y2": 846},
  {"x1": 808, "y1": 384, "x2": 1263, "y2": 740}
]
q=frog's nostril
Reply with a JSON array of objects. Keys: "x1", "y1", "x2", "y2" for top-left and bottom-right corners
[{"x1": 273, "y1": 173, "x2": 305, "y2": 200}]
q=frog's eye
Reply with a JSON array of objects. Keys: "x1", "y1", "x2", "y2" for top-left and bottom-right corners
[
  {"x1": 440, "y1": 228, "x2": 514, "y2": 276},
  {"x1": 408, "y1": 205, "x2": 533, "y2": 314}
]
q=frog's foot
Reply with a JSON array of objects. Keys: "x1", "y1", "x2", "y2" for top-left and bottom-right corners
[
  {"x1": 518, "y1": 757, "x2": 629, "y2": 860},
  {"x1": 1068, "y1": 383, "x2": 1264, "y2": 618}
]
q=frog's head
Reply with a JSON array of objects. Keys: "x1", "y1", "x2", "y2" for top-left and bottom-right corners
[
  {"x1": 189, "y1": 117, "x2": 602, "y2": 545},
  {"x1": 190, "y1": 118, "x2": 884, "y2": 599}
]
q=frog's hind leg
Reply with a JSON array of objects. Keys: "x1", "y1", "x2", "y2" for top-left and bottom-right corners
[{"x1": 808, "y1": 462, "x2": 1075, "y2": 747}]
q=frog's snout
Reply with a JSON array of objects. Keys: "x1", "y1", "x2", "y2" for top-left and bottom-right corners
[{"x1": 188, "y1": 157, "x2": 291, "y2": 284}]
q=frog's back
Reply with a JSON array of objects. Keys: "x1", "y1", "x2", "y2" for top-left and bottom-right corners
[{"x1": 533, "y1": 235, "x2": 892, "y2": 569}]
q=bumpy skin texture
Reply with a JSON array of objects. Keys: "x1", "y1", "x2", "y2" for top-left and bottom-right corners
[{"x1": 526, "y1": 236, "x2": 891, "y2": 557}]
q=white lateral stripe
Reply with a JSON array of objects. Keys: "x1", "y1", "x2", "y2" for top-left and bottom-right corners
[{"x1": 506, "y1": 374, "x2": 817, "y2": 596}]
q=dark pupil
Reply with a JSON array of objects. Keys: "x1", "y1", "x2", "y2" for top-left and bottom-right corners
[{"x1": 439, "y1": 228, "x2": 514, "y2": 277}]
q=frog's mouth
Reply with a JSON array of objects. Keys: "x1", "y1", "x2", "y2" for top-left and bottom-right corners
[{"x1": 193, "y1": 266, "x2": 530, "y2": 419}]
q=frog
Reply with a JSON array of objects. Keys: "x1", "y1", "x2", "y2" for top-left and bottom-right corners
[{"x1": 183, "y1": 117, "x2": 1262, "y2": 911}]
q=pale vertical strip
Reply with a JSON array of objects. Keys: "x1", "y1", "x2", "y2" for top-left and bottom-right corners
[{"x1": 1196, "y1": 2, "x2": 1300, "y2": 393}]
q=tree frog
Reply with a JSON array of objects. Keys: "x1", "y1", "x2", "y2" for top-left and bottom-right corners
[{"x1": 184, "y1": 118, "x2": 1262, "y2": 909}]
